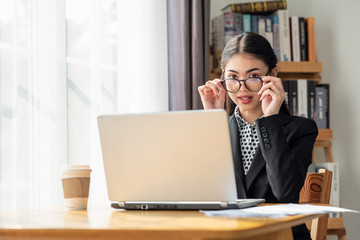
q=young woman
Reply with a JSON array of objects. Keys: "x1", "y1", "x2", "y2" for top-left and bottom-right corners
[{"x1": 198, "y1": 32, "x2": 318, "y2": 240}]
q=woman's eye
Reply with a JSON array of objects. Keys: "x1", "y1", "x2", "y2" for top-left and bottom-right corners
[
  {"x1": 249, "y1": 74, "x2": 260, "y2": 78},
  {"x1": 229, "y1": 75, "x2": 238, "y2": 79}
]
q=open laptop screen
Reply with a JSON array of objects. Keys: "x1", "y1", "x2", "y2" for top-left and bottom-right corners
[{"x1": 97, "y1": 110, "x2": 237, "y2": 203}]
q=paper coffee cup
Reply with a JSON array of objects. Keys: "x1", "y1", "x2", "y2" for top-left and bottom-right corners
[{"x1": 61, "y1": 165, "x2": 92, "y2": 209}]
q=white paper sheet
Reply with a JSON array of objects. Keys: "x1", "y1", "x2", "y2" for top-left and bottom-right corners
[{"x1": 201, "y1": 204, "x2": 359, "y2": 218}]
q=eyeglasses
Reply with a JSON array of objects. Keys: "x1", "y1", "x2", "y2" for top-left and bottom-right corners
[
  {"x1": 220, "y1": 68, "x2": 271, "y2": 93},
  {"x1": 221, "y1": 77, "x2": 263, "y2": 93}
]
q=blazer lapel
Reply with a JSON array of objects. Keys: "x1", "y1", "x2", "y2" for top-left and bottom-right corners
[
  {"x1": 245, "y1": 112, "x2": 291, "y2": 191},
  {"x1": 245, "y1": 147, "x2": 265, "y2": 190},
  {"x1": 228, "y1": 114, "x2": 247, "y2": 198}
]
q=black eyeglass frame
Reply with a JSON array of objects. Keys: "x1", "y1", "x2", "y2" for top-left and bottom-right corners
[{"x1": 221, "y1": 68, "x2": 272, "y2": 93}]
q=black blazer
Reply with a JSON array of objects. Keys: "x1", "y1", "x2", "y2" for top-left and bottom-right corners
[{"x1": 229, "y1": 111, "x2": 318, "y2": 239}]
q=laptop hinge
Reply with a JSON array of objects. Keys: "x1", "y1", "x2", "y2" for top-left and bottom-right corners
[
  {"x1": 117, "y1": 202, "x2": 125, "y2": 207},
  {"x1": 220, "y1": 202, "x2": 228, "y2": 208}
]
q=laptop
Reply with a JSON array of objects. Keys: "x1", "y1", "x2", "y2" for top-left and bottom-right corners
[{"x1": 97, "y1": 109, "x2": 264, "y2": 210}]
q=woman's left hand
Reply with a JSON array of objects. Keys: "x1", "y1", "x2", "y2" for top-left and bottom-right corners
[{"x1": 258, "y1": 76, "x2": 286, "y2": 117}]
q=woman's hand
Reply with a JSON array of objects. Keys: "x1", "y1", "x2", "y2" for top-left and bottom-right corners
[
  {"x1": 198, "y1": 79, "x2": 226, "y2": 109},
  {"x1": 258, "y1": 76, "x2": 286, "y2": 116}
]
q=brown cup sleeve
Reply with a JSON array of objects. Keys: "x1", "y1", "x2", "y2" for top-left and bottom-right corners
[{"x1": 62, "y1": 177, "x2": 90, "y2": 198}]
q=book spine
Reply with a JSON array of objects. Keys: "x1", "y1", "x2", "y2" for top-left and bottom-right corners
[
  {"x1": 224, "y1": 12, "x2": 234, "y2": 43},
  {"x1": 251, "y1": 15, "x2": 258, "y2": 34},
  {"x1": 243, "y1": 14, "x2": 252, "y2": 33},
  {"x1": 329, "y1": 162, "x2": 340, "y2": 217},
  {"x1": 297, "y1": 79, "x2": 308, "y2": 118},
  {"x1": 258, "y1": 16, "x2": 266, "y2": 37},
  {"x1": 225, "y1": 0, "x2": 287, "y2": 14},
  {"x1": 323, "y1": 84, "x2": 330, "y2": 128},
  {"x1": 288, "y1": 80, "x2": 298, "y2": 115},
  {"x1": 265, "y1": 16, "x2": 272, "y2": 32},
  {"x1": 273, "y1": 15, "x2": 280, "y2": 60},
  {"x1": 306, "y1": 17, "x2": 317, "y2": 62},
  {"x1": 265, "y1": 16, "x2": 273, "y2": 47},
  {"x1": 299, "y1": 17, "x2": 308, "y2": 61},
  {"x1": 283, "y1": 80, "x2": 290, "y2": 108},
  {"x1": 307, "y1": 81, "x2": 316, "y2": 119},
  {"x1": 282, "y1": 11, "x2": 291, "y2": 62},
  {"x1": 233, "y1": 12, "x2": 243, "y2": 35},
  {"x1": 273, "y1": 10, "x2": 291, "y2": 61},
  {"x1": 290, "y1": 16, "x2": 301, "y2": 61},
  {"x1": 315, "y1": 86, "x2": 326, "y2": 128}
]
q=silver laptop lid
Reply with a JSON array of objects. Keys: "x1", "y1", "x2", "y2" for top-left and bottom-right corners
[{"x1": 97, "y1": 109, "x2": 237, "y2": 202}]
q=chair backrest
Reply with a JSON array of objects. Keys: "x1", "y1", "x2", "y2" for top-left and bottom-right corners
[
  {"x1": 300, "y1": 168, "x2": 332, "y2": 204},
  {"x1": 299, "y1": 168, "x2": 333, "y2": 240}
]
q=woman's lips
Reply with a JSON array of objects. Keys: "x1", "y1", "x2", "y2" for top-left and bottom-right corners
[{"x1": 238, "y1": 95, "x2": 253, "y2": 104}]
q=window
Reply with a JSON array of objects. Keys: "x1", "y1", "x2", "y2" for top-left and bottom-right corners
[{"x1": 0, "y1": 0, "x2": 167, "y2": 210}]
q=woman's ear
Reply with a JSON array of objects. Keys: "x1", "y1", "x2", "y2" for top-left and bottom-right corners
[{"x1": 272, "y1": 67, "x2": 279, "y2": 77}]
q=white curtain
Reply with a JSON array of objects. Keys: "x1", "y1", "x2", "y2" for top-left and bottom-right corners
[{"x1": 0, "y1": 0, "x2": 168, "y2": 210}]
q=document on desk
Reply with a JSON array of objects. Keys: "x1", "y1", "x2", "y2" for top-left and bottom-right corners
[{"x1": 201, "y1": 204, "x2": 359, "y2": 218}]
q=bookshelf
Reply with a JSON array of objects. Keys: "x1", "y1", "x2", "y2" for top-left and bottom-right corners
[
  {"x1": 277, "y1": 61, "x2": 322, "y2": 73},
  {"x1": 276, "y1": 62, "x2": 332, "y2": 155},
  {"x1": 277, "y1": 63, "x2": 344, "y2": 239},
  {"x1": 277, "y1": 61, "x2": 322, "y2": 83},
  {"x1": 272, "y1": 62, "x2": 334, "y2": 156}
]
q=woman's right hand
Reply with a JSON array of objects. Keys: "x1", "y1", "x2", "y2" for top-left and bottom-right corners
[{"x1": 197, "y1": 79, "x2": 226, "y2": 110}]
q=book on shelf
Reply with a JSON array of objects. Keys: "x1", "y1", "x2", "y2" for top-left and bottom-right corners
[
  {"x1": 283, "y1": 80, "x2": 290, "y2": 108},
  {"x1": 289, "y1": 16, "x2": 301, "y2": 61},
  {"x1": 272, "y1": 15, "x2": 280, "y2": 60},
  {"x1": 265, "y1": 16, "x2": 273, "y2": 47},
  {"x1": 296, "y1": 79, "x2": 316, "y2": 119},
  {"x1": 224, "y1": 12, "x2": 235, "y2": 43},
  {"x1": 297, "y1": 79, "x2": 308, "y2": 118},
  {"x1": 288, "y1": 80, "x2": 297, "y2": 116},
  {"x1": 234, "y1": 12, "x2": 243, "y2": 35},
  {"x1": 284, "y1": 80, "x2": 317, "y2": 120},
  {"x1": 308, "y1": 162, "x2": 340, "y2": 217},
  {"x1": 306, "y1": 17, "x2": 317, "y2": 62},
  {"x1": 299, "y1": 17, "x2": 308, "y2": 61},
  {"x1": 243, "y1": 14, "x2": 252, "y2": 32},
  {"x1": 315, "y1": 84, "x2": 330, "y2": 128},
  {"x1": 307, "y1": 80, "x2": 316, "y2": 119},
  {"x1": 222, "y1": 0, "x2": 287, "y2": 14},
  {"x1": 251, "y1": 15, "x2": 258, "y2": 34},
  {"x1": 258, "y1": 16, "x2": 266, "y2": 36},
  {"x1": 272, "y1": 10, "x2": 291, "y2": 61}
]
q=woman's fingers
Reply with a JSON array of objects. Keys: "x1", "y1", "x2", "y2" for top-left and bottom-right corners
[
  {"x1": 259, "y1": 89, "x2": 274, "y2": 101},
  {"x1": 198, "y1": 85, "x2": 211, "y2": 94},
  {"x1": 259, "y1": 76, "x2": 286, "y2": 116},
  {"x1": 198, "y1": 79, "x2": 227, "y2": 110},
  {"x1": 198, "y1": 79, "x2": 225, "y2": 98},
  {"x1": 258, "y1": 82, "x2": 275, "y2": 95},
  {"x1": 261, "y1": 76, "x2": 285, "y2": 92},
  {"x1": 259, "y1": 82, "x2": 285, "y2": 101},
  {"x1": 259, "y1": 77, "x2": 285, "y2": 94},
  {"x1": 204, "y1": 79, "x2": 224, "y2": 96}
]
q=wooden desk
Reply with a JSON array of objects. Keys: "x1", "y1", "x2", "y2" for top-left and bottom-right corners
[{"x1": 0, "y1": 205, "x2": 323, "y2": 240}]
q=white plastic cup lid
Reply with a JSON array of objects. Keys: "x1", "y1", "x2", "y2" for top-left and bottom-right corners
[{"x1": 62, "y1": 165, "x2": 92, "y2": 172}]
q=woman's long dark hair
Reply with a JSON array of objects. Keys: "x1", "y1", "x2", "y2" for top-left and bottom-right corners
[{"x1": 220, "y1": 32, "x2": 290, "y2": 116}]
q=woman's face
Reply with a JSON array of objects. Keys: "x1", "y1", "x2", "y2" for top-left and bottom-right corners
[{"x1": 223, "y1": 54, "x2": 270, "y2": 115}]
